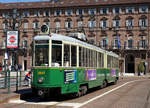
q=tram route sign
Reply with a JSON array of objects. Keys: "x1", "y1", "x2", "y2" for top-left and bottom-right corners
[
  {"x1": 64, "y1": 69, "x2": 77, "y2": 84},
  {"x1": 6, "y1": 31, "x2": 19, "y2": 49}
]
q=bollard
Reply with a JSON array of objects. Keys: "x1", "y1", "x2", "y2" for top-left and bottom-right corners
[
  {"x1": 19, "y1": 70, "x2": 21, "y2": 87},
  {"x1": 4, "y1": 60, "x2": 7, "y2": 89},
  {"x1": 16, "y1": 70, "x2": 18, "y2": 92},
  {"x1": 7, "y1": 69, "x2": 10, "y2": 93}
]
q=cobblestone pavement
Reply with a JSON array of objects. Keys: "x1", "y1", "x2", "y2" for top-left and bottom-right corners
[{"x1": 0, "y1": 76, "x2": 150, "y2": 108}]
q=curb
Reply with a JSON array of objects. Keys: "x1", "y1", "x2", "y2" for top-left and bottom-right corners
[{"x1": 0, "y1": 94, "x2": 20, "y2": 104}]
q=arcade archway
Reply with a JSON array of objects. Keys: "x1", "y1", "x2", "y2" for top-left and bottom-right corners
[{"x1": 125, "y1": 54, "x2": 135, "y2": 73}]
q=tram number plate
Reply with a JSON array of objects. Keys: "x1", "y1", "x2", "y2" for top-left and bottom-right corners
[{"x1": 38, "y1": 71, "x2": 45, "y2": 75}]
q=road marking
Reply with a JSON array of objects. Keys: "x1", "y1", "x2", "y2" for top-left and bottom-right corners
[
  {"x1": 9, "y1": 99, "x2": 82, "y2": 107},
  {"x1": 75, "y1": 79, "x2": 149, "y2": 108},
  {"x1": 9, "y1": 99, "x2": 59, "y2": 105},
  {"x1": 25, "y1": 101, "x2": 59, "y2": 105},
  {"x1": 9, "y1": 99, "x2": 26, "y2": 103},
  {"x1": 58, "y1": 102, "x2": 82, "y2": 107}
]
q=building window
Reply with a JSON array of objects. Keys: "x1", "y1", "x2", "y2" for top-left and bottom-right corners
[
  {"x1": 128, "y1": 39, "x2": 133, "y2": 48},
  {"x1": 65, "y1": 20, "x2": 72, "y2": 28},
  {"x1": 23, "y1": 11, "x2": 30, "y2": 17},
  {"x1": 113, "y1": 7, "x2": 121, "y2": 14},
  {"x1": 114, "y1": 39, "x2": 121, "y2": 48},
  {"x1": 126, "y1": 7, "x2": 134, "y2": 14},
  {"x1": 88, "y1": 20, "x2": 96, "y2": 28},
  {"x1": 22, "y1": 39, "x2": 28, "y2": 49},
  {"x1": 56, "y1": 21, "x2": 60, "y2": 28},
  {"x1": 65, "y1": 9, "x2": 73, "y2": 16},
  {"x1": 34, "y1": 10, "x2": 40, "y2": 17},
  {"x1": 100, "y1": 20, "x2": 108, "y2": 28},
  {"x1": 100, "y1": 8, "x2": 108, "y2": 14},
  {"x1": 2, "y1": 23, "x2": 9, "y2": 29},
  {"x1": 77, "y1": 21, "x2": 83, "y2": 27},
  {"x1": 126, "y1": 19, "x2": 133, "y2": 27},
  {"x1": 2, "y1": 12, "x2": 9, "y2": 18},
  {"x1": 43, "y1": 10, "x2": 50, "y2": 17},
  {"x1": 139, "y1": 6, "x2": 148, "y2": 13},
  {"x1": 113, "y1": 20, "x2": 120, "y2": 27},
  {"x1": 139, "y1": 18, "x2": 147, "y2": 27},
  {"x1": 24, "y1": 23, "x2": 28, "y2": 29},
  {"x1": 101, "y1": 38, "x2": 108, "y2": 48},
  {"x1": 2, "y1": 39, "x2": 6, "y2": 48},
  {"x1": 33, "y1": 22, "x2": 40, "y2": 29},
  {"x1": 141, "y1": 54, "x2": 146, "y2": 59},
  {"x1": 76, "y1": 9, "x2": 84, "y2": 15},
  {"x1": 54, "y1": 10, "x2": 62, "y2": 16},
  {"x1": 139, "y1": 40, "x2": 146, "y2": 48},
  {"x1": 88, "y1": 8, "x2": 96, "y2": 15}
]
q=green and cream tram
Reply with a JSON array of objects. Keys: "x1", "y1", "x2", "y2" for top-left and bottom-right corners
[{"x1": 31, "y1": 33, "x2": 119, "y2": 97}]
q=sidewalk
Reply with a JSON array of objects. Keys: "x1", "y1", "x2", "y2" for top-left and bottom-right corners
[{"x1": 0, "y1": 86, "x2": 32, "y2": 104}]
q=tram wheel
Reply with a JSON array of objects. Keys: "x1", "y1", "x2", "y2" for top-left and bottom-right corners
[
  {"x1": 76, "y1": 90, "x2": 81, "y2": 97},
  {"x1": 38, "y1": 90, "x2": 45, "y2": 99},
  {"x1": 102, "y1": 80, "x2": 107, "y2": 88},
  {"x1": 112, "y1": 78, "x2": 117, "y2": 85},
  {"x1": 83, "y1": 86, "x2": 87, "y2": 95},
  {"x1": 81, "y1": 86, "x2": 87, "y2": 96}
]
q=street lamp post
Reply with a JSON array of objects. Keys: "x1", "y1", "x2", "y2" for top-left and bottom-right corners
[{"x1": 4, "y1": 8, "x2": 23, "y2": 93}]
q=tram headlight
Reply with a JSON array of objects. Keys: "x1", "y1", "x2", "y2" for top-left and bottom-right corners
[{"x1": 38, "y1": 77, "x2": 44, "y2": 83}]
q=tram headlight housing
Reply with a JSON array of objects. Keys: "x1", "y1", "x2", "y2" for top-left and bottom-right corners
[{"x1": 38, "y1": 77, "x2": 44, "y2": 83}]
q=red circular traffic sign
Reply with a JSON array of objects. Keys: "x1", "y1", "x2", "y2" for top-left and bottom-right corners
[{"x1": 9, "y1": 36, "x2": 16, "y2": 43}]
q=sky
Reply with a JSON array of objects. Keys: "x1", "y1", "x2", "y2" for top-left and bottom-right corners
[{"x1": 0, "y1": 0, "x2": 49, "y2": 3}]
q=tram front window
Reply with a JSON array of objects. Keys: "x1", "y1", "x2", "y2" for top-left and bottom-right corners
[{"x1": 35, "y1": 45, "x2": 49, "y2": 66}]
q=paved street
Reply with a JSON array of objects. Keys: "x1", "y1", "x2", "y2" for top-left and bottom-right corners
[{"x1": 0, "y1": 76, "x2": 150, "y2": 108}]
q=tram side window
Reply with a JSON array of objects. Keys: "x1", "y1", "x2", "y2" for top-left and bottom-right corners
[
  {"x1": 114, "y1": 57, "x2": 119, "y2": 68},
  {"x1": 52, "y1": 43, "x2": 62, "y2": 67},
  {"x1": 98, "y1": 52, "x2": 103, "y2": 68},
  {"x1": 87, "y1": 49, "x2": 90, "y2": 67},
  {"x1": 97, "y1": 52, "x2": 100, "y2": 68},
  {"x1": 79, "y1": 47, "x2": 84, "y2": 67},
  {"x1": 71, "y1": 45, "x2": 77, "y2": 67},
  {"x1": 101, "y1": 54, "x2": 104, "y2": 67},
  {"x1": 107, "y1": 55, "x2": 112, "y2": 68},
  {"x1": 64, "y1": 44, "x2": 70, "y2": 67},
  {"x1": 82, "y1": 47, "x2": 85, "y2": 67},
  {"x1": 94, "y1": 51, "x2": 97, "y2": 67},
  {"x1": 117, "y1": 58, "x2": 119, "y2": 68},
  {"x1": 89, "y1": 50, "x2": 91, "y2": 67},
  {"x1": 85, "y1": 48, "x2": 88, "y2": 67}
]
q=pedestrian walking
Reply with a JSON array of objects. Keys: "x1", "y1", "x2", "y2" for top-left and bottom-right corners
[{"x1": 24, "y1": 71, "x2": 31, "y2": 86}]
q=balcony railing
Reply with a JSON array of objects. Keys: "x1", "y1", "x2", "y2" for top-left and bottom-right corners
[{"x1": 100, "y1": 45, "x2": 148, "y2": 50}]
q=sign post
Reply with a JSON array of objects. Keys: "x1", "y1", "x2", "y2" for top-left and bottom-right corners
[{"x1": 6, "y1": 30, "x2": 19, "y2": 93}]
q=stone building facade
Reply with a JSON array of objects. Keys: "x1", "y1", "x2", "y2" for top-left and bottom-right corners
[{"x1": 0, "y1": 0, "x2": 149, "y2": 75}]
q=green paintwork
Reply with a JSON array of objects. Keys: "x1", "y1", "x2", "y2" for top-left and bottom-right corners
[{"x1": 32, "y1": 67, "x2": 119, "y2": 94}]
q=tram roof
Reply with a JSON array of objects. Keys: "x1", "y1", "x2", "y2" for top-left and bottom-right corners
[{"x1": 34, "y1": 33, "x2": 119, "y2": 57}]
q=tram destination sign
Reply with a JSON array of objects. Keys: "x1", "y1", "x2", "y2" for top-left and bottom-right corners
[{"x1": 6, "y1": 31, "x2": 19, "y2": 49}]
